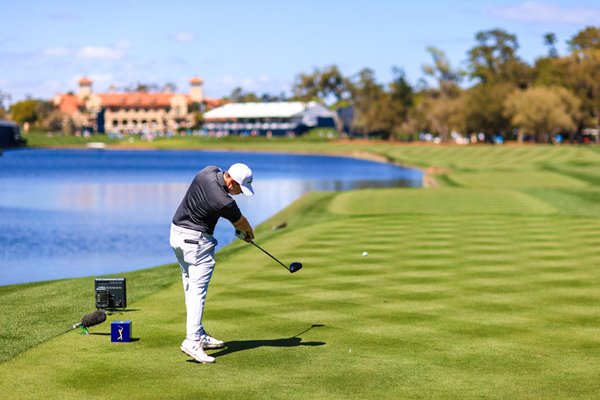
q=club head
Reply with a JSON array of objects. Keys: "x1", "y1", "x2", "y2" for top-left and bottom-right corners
[{"x1": 289, "y1": 262, "x2": 302, "y2": 273}]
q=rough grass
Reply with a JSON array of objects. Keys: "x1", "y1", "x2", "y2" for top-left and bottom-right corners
[
  {"x1": 0, "y1": 264, "x2": 179, "y2": 363},
  {"x1": 1, "y1": 144, "x2": 600, "y2": 399}
]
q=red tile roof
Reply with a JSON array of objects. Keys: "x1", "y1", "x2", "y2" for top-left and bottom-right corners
[
  {"x1": 98, "y1": 92, "x2": 181, "y2": 107},
  {"x1": 56, "y1": 94, "x2": 81, "y2": 114},
  {"x1": 55, "y1": 91, "x2": 224, "y2": 115}
]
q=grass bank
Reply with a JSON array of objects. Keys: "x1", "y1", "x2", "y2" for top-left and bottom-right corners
[{"x1": 1, "y1": 143, "x2": 599, "y2": 399}]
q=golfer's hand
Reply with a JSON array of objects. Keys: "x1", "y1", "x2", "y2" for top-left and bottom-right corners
[
  {"x1": 235, "y1": 229, "x2": 254, "y2": 242},
  {"x1": 233, "y1": 215, "x2": 254, "y2": 242}
]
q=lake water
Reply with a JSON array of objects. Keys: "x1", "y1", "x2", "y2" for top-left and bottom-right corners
[{"x1": 0, "y1": 149, "x2": 422, "y2": 285}]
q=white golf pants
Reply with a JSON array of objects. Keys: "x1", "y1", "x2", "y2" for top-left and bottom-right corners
[{"x1": 170, "y1": 223, "x2": 218, "y2": 341}]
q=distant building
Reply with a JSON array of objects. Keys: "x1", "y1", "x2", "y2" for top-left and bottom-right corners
[
  {"x1": 203, "y1": 101, "x2": 338, "y2": 136},
  {"x1": 53, "y1": 77, "x2": 222, "y2": 133},
  {"x1": 0, "y1": 120, "x2": 26, "y2": 148}
]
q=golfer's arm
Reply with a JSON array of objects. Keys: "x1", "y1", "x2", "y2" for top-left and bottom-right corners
[{"x1": 233, "y1": 215, "x2": 254, "y2": 241}]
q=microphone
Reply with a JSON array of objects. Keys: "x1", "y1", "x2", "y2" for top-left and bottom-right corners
[{"x1": 72, "y1": 310, "x2": 107, "y2": 334}]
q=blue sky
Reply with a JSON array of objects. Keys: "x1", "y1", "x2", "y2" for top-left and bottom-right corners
[{"x1": 1, "y1": 0, "x2": 599, "y2": 104}]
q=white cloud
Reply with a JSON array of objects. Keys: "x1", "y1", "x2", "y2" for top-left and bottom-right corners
[
  {"x1": 219, "y1": 75, "x2": 235, "y2": 85},
  {"x1": 42, "y1": 47, "x2": 70, "y2": 56},
  {"x1": 173, "y1": 32, "x2": 194, "y2": 42},
  {"x1": 43, "y1": 41, "x2": 129, "y2": 59},
  {"x1": 77, "y1": 45, "x2": 125, "y2": 60},
  {"x1": 488, "y1": 1, "x2": 600, "y2": 24}
]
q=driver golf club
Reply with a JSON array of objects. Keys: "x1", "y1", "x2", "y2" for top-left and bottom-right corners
[{"x1": 236, "y1": 230, "x2": 302, "y2": 273}]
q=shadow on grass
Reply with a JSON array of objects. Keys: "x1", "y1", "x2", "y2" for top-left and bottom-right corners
[
  {"x1": 89, "y1": 333, "x2": 140, "y2": 342},
  {"x1": 107, "y1": 308, "x2": 141, "y2": 314},
  {"x1": 208, "y1": 324, "x2": 326, "y2": 359}
]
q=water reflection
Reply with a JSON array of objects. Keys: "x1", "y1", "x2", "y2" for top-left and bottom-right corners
[
  {"x1": 0, "y1": 149, "x2": 421, "y2": 285},
  {"x1": 54, "y1": 183, "x2": 189, "y2": 216}
]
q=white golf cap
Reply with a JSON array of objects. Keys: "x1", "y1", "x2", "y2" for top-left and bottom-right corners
[{"x1": 227, "y1": 163, "x2": 254, "y2": 196}]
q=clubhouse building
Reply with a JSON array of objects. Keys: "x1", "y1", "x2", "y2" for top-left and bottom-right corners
[{"x1": 53, "y1": 76, "x2": 222, "y2": 134}]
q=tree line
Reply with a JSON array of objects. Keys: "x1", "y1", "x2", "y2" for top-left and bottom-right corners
[{"x1": 288, "y1": 26, "x2": 600, "y2": 142}]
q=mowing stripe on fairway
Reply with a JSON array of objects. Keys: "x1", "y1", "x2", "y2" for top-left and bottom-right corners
[{"x1": 328, "y1": 187, "x2": 557, "y2": 215}]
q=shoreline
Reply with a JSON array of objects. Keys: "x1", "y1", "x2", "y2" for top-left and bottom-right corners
[{"x1": 22, "y1": 141, "x2": 436, "y2": 188}]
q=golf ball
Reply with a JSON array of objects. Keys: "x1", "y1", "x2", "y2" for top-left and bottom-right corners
[{"x1": 362, "y1": 251, "x2": 368, "y2": 257}]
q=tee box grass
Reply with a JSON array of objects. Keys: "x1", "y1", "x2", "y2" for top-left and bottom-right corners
[{"x1": 1, "y1": 143, "x2": 600, "y2": 399}]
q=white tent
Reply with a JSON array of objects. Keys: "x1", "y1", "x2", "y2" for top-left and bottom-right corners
[{"x1": 204, "y1": 101, "x2": 337, "y2": 127}]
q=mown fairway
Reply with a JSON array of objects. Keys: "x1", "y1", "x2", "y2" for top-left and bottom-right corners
[{"x1": 1, "y1": 144, "x2": 599, "y2": 399}]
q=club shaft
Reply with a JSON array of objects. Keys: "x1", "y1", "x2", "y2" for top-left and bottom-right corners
[{"x1": 250, "y1": 241, "x2": 290, "y2": 271}]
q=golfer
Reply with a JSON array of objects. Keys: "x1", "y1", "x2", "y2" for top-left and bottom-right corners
[{"x1": 170, "y1": 163, "x2": 255, "y2": 363}]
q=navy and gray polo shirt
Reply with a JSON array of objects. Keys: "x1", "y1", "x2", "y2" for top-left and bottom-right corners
[{"x1": 172, "y1": 166, "x2": 242, "y2": 234}]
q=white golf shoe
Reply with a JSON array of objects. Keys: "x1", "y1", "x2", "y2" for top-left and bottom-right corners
[
  {"x1": 200, "y1": 331, "x2": 225, "y2": 349},
  {"x1": 180, "y1": 339, "x2": 215, "y2": 364}
]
